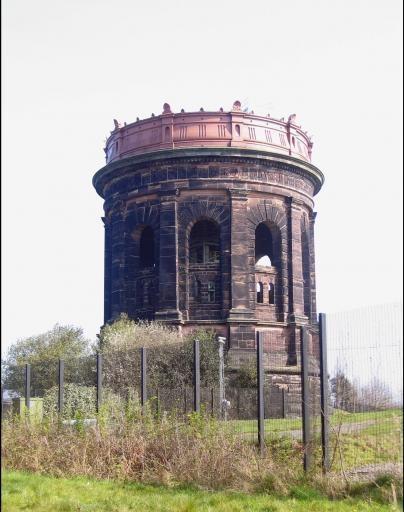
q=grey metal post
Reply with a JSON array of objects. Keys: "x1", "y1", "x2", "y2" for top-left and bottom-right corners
[
  {"x1": 141, "y1": 347, "x2": 147, "y2": 408},
  {"x1": 218, "y1": 336, "x2": 226, "y2": 419},
  {"x1": 282, "y1": 388, "x2": 286, "y2": 419},
  {"x1": 319, "y1": 313, "x2": 330, "y2": 472},
  {"x1": 301, "y1": 326, "x2": 311, "y2": 471},
  {"x1": 96, "y1": 353, "x2": 102, "y2": 413},
  {"x1": 58, "y1": 359, "x2": 64, "y2": 415},
  {"x1": 25, "y1": 364, "x2": 31, "y2": 411},
  {"x1": 193, "y1": 339, "x2": 200, "y2": 413},
  {"x1": 257, "y1": 331, "x2": 265, "y2": 454}
]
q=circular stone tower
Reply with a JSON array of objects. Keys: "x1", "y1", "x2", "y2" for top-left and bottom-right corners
[{"x1": 93, "y1": 101, "x2": 324, "y2": 371}]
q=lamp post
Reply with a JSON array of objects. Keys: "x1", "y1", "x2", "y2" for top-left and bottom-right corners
[{"x1": 218, "y1": 336, "x2": 226, "y2": 420}]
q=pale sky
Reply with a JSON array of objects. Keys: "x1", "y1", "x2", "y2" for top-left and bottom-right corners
[{"x1": 2, "y1": 0, "x2": 403, "y2": 356}]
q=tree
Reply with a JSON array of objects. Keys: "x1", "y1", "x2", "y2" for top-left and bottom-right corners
[
  {"x1": 330, "y1": 369, "x2": 359, "y2": 412},
  {"x1": 358, "y1": 378, "x2": 394, "y2": 411},
  {"x1": 2, "y1": 324, "x2": 93, "y2": 396}
]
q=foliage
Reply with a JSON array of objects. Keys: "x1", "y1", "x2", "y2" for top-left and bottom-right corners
[
  {"x1": 1, "y1": 324, "x2": 93, "y2": 396},
  {"x1": 100, "y1": 315, "x2": 222, "y2": 394},
  {"x1": 330, "y1": 370, "x2": 359, "y2": 412},
  {"x1": 358, "y1": 378, "x2": 394, "y2": 412},
  {"x1": 43, "y1": 383, "x2": 97, "y2": 419},
  {"x1": 99, "y1": 314, "x2": 180, "y2": 350},
  {"x1": 227, "y1": 359, "x2": 257, "y2": 388}
]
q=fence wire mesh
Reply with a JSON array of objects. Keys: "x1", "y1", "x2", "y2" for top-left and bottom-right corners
[{"x1": 326, "y1": 302, "x2": 403, "y2": 473}]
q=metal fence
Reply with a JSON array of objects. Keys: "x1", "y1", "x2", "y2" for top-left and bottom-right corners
[
  {"x1": 2, "y1": 302, "x2": 402, "y2": 475},
  {"x1": 325, "y1": 302, "x2": 403, "y2": 474}
]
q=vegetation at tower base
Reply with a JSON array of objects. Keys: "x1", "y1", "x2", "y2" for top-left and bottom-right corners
[{"x1": 100, "y1": 314, "x2": 222, "y2": 392}]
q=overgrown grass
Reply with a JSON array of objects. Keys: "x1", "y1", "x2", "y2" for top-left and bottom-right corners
[
  {"x1": 2, "y1": 470, "x2": 400, "y2": 512},
  {"x1": 2, "y1": 409, "x2": 402, "y2": 507}
]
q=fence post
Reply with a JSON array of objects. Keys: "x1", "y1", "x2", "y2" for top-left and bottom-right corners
[
  {"x1": 25, "y1": 364, "x2": 31, "y2": 411},
  {"x1": 141, "y1": 347, "x2": 147, "y2": 408},
  {"x1": 193, "y1": 339, "x2": 200, "y2": 413},
  {"x1": 257, "y1": 331, "x2": 265, "y2": 454},
  {"x1": 301, "y1": 326, "x2": 311, "y2": 471},
  {"x1": 319, "y1": 313, "x2": 330, "y2": 472},
  {"x1": 96, "y1": 352, "x2": 102, "y2": 413},
  {"x1": 58, "y1": 359, "x2": 64, "y2": 415},
  {"x1": 282, "y1": 388, "x2": 286, "y2": 419}
]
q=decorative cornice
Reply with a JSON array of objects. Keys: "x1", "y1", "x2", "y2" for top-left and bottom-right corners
[{"x1": 93, "y1": 148, "x2": 324, "y2": 198}]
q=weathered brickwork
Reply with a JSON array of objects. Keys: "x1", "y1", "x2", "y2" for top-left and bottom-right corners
[{"x1": 94, "y1": 103, "x2": 324, "y2": 381}]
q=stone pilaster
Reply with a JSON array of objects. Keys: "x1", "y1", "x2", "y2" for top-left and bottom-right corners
[
  {"x1": 227, "y1": 189, "x2": 253, "y2": 320},
  {"x1": 309, "y1": 211, "x2": 318, "y2": 324},
  {"x1": 109, "y1": 202, "x2": 126, "y2": 320},
  {"x1": 155, "y1": 193, "x2": 182, "y2": 322},
  {"x1": 102, "y1": 216, "x2": 112, "y2": 324},
  {"x1": 286, "y1": 197, "x2": 305, "y2": 321}
]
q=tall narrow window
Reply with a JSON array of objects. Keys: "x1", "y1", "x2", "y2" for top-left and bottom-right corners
[
  {"x1": 256, "y1": 282, "x2": 264, "y2": 303},
  {"x1": 139, "y1": 226, "x2": 155, "y2": 269},
  {"x1": 268, "y1": 283, "x2": 275, "y2": 305},
  {"x1": 207, "y1": 282, "x2": 215, "y2": 303},
  {"x1": 255, "y1": 223, "x2": 274, "y2": 267}
]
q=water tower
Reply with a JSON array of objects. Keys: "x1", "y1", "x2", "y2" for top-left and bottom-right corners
[{"x1": 93, "y1": 101, "x2": 324, "y2": 379}]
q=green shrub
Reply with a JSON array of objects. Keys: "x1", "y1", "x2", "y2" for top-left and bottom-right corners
[
  {"x1": 100, "y1": 316, "x2": 222, "y2": 394},
  {"x1": 43, "y1": 383, "x2": 96, "y2": 419}
]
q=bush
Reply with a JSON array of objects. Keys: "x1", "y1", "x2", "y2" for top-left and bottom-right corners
[
  {"x1": 227, "y1": 360, "x2": 257, "y2": 388},
  {"x1": 100, "y1": 316, "x2": 222, "y2": 396},
  {"x1": 43, "y1": 384, "x2": 97, "y2": 419}
]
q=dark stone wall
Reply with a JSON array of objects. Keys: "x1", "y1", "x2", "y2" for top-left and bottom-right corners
[{"x1": 98, "y1": 153, "x2": 320, "y2": 370}]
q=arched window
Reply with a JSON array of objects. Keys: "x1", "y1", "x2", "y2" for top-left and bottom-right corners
[
  {"x1": 268, "y1": 283, "x2": 275, "y2": 305},
  {"x1": 256, "y1": 282, "x2": 264, "y2": 303},
  {"x1": 189, "y1": 220, "x2": 220, "y2": 264},
  {"x1": 255, "y1": 223, "x2": 274, "y2": 266},
  {"x1": 139, "y1": 226, "x2": 155, "y2": 269}
]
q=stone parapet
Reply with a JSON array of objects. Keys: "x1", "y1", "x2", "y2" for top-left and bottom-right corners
[{"x1": 105, "y1": 101, "x2": 313, "y2": 166}]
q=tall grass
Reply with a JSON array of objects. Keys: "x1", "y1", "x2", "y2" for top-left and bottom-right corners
[
  {"x1": 2, "y1": 409, "x2": 297, "y2": 492},
  {"x1": 2, "y1": 408, "x2": 402, "y2": 504}
]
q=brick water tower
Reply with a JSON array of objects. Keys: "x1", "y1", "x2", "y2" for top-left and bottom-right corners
[{"x1": 93, "y1": 100, "x2": 324, "y2": 373}]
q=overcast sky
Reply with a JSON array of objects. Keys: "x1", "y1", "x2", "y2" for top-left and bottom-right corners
[{"x1": 2, "y1": 0, "x2": 403, "y2": 356}]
